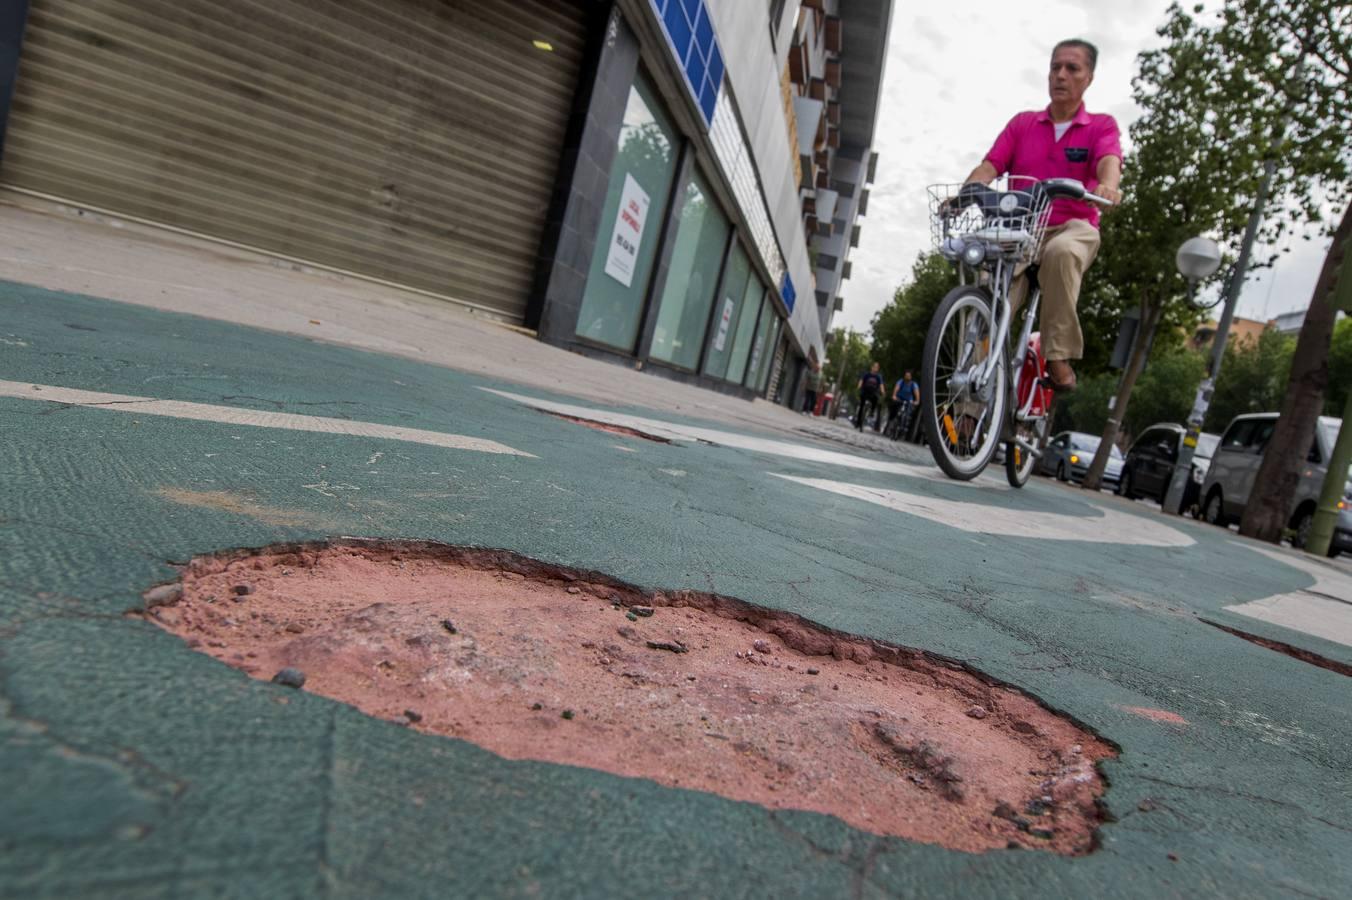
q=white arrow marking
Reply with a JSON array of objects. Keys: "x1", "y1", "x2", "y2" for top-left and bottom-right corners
[
  {"x1": 1223, "y1": 543, "x2": 1352, "y2": 648},
  {"x1": 1, "y1": 381, "x2": 533, "y2": 457},
  {"x1": 482, "y1": 388, "x2": 1003, "y2": 488},
  {"x1": 772, "y1": 474, "x2": 1195, "y2": 547}
]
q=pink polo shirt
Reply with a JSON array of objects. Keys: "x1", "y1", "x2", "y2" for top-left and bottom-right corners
[{"x1": 985, "y1": 105, "x2": 1122, "y2": 228}]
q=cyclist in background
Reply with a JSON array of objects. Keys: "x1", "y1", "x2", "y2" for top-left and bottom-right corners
[
  {"x1": 887, "y1": 370, "x2": 920, "y2": 441},
  {"x1": 855, "y1": 362, "x2": 885, "y2": 432},
  {"x1": 955, "y1": 38, "x2": 1123, "y2": 393}
]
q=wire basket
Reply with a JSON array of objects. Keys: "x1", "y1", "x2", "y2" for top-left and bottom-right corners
[{"x1": 928, "y1": 175, "x2": 1053, "y2": 263}]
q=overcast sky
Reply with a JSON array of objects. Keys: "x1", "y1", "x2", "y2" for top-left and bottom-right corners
[{"x1": 841, "y1": 0, "x2": 1331, "y2": 335}]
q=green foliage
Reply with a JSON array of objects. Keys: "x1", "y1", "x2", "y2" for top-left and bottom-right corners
[
  {"x1": 1125, "y1": 347, "x2": 1207, "y2": 438},
  {"x1": 1056, "y1": 347, "x2": 1207, "y2": 442},
  {"x1": 822, "y1": 327, "x2": 872, "y2": 405},
  {"x1": 1327, "y1": 316, "x2": 1352, "y2": 416},
  {"x1": 869, "y1": 253, "x2": 957, "y2": 384},
  {"x1": 1203, "y1": 328, "x2": 1298, "y2": 429},
  {"x1": 1056, "y1": 373, "x2": 1116, "y2": 437}
]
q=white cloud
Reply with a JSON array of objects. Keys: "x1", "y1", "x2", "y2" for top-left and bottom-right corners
[{"x1": 841, "y1": 0, "x2": 1325, "y2": 335}]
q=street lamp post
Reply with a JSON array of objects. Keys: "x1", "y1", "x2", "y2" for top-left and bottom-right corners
[{"x1": 1162, "y1": 237, "x2": 1223, "y2": 516}]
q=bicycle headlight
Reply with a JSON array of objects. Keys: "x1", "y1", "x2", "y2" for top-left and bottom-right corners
[
  {"x1": 941, "y1": 236, "x2": 966, "y2": 260},
  {"x1": 962, "y1": 242, "x2": 986, "y2": 267},
  {"x1": 998, "y1": 193, "x2": 1020, "y2": 215}
]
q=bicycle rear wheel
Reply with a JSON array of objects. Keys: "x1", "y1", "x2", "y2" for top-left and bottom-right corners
[
  {"x1": 1005, "y1": 415, "x2": 1047, "y2": 488},
  {"x1": 921, "y1": 286, "x2": 1007, "y2": 480}
]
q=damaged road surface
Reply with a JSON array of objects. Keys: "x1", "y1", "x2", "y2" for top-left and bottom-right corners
[
  {"x1": 3, "y1": 280, "x2": 1352, "y2": 898},
  {"x1": 142, "y1": 541, "x2": 1114, "y2": 855}
]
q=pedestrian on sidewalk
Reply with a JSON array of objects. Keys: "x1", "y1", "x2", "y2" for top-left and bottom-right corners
[{"x1": 802, "y1": 363, "x2": 823, "y2": 415}]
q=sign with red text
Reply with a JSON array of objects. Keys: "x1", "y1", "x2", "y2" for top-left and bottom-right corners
[{"x1": 603, "y1": 174, "x2": 650, "y2": 288}]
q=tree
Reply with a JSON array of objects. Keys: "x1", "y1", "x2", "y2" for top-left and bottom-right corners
[
  {"x1": 1084, "y1": 0, "x2": 1350, "y2": 498},
  {"x1": 1202, "y1": 327, "x2": 1297, "y2": 430},
  {"x1": 1055, "y1": 346, "x2": 1206, "y2": 444},
  {"x1": 870, "y1": 253, "x2": 956, "y2": 385},
  {"x1": 1205, "y1": 0, "x2": 1351, "y2": 542},
  {"x1": 1243, "y1": 208, "x2": 1350, "y2": 540},
  {"x1": 1325, "y1": 316, "x2": 1352, "y2": 416},
  {"x1": 822, "y1": 327, "x2": 872, "y2": 414}
]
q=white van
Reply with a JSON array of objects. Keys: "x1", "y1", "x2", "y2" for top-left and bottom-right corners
[{"x1": 1199, "y1": 413, "x2": 1352, "y2": 555}]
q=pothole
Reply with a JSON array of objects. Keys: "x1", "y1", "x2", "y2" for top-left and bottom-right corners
[
  {"x1": 542, "y1": 411, "x2": 674, "y2": 443},
  {"x1": 138, "y1": 540, "x2": 1116, "y2": 854},
  {"x1": 1201, "y1": 619, "x2": 1352, "y2": 678}
]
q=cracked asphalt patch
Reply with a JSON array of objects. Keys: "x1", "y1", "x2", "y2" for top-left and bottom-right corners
[{"x1": 2, "y1": 281, "x2": 1351, "y2": 898}]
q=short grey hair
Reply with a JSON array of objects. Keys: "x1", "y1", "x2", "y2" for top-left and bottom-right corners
[{"x1": 1053, "y1": 39, "x2": 1099, "y2": 72}]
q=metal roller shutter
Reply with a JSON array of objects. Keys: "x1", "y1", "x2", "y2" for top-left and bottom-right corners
[{"x1": 3, "y1": 0, "x2": 588, "y2": 321}]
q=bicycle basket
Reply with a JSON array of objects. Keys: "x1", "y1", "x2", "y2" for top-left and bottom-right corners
[{"x1": 928, "y1": 175, "x2": 1052, "y2": 263}]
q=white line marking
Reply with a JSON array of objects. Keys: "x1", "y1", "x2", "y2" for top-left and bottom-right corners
[
  {"x1": 773, "y1": 474, "x2": 1196, "y2": 547},
  {"x1": 1, "y1": 381, "x2": 533, "y2": 457},
  {"x1": 482, "y1": 388, "x2": 1003, "y2": 487},
  {"x1": 1223, "y1": 543, "x2": 1352, "y2": 648}
]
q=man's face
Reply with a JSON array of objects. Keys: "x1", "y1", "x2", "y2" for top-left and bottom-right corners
[
  {"x1": 870, "y1": 363, "x2": 880, "y2": 373},
  {"x1": 1048, "y1": 45, "x2": 1093, "y2": 107},
  {"x1": 903, "y1": 371, "x2": 912, "y2": 380}
]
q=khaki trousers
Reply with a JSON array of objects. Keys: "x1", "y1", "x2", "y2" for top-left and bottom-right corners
[{"x1": 1008, "y1": 219, "x2": 1101, "y2": 361}]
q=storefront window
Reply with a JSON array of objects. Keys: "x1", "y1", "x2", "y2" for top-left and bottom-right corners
[
  {"x1": 575, "y1": 74, "x2": 678, "y2": 351},
  {"x1": 648, "y1": 170, "x2": 730, "y2": 370},
  {"x1": 724, "y1": 279, "x2": 765, "y2": 384},
  {"x1": 702, "y1": 243, "x2": 752, "y2": 380},
  {"x1": 746, "y1": 304, "x2": 781, "y2": 393}
]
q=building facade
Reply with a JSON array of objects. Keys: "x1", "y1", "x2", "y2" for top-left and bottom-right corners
[{"x1": 0, "y1": 0, "x2": 891, "y2": 406}]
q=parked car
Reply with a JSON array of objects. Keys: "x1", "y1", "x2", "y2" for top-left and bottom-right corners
[
  {"x1": 1199, "y1": 413, "x2": 1352, "y2": 556},
  {"x1": 1118, "y1": 424, "x2": 1221, "y2": 516},
  {"x1": 1041, "y1": 431, "x2": 1124, "y2": 487}
]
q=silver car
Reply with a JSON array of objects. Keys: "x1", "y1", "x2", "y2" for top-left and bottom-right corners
[
  {"x1": 1199, "y1": 413, "x2": 1352, "y2": 555},
  {"x1": 1041, "y1": 431, "x2": 1124, "y2": 487}
]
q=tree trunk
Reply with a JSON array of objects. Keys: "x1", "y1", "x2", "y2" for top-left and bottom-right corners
[
  {"x1": 1239, "y1": 204, "x2": 1351, "y2": 542},
  {"x1": 1083, "y1": 297, "x2": 1161, "y2": 491}
]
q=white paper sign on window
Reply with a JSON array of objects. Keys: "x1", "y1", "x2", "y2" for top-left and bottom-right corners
[
  {"x1": 603, "y1": 174, "x2": 650, "y2": 288},
  {"x1": 714, "y1": 297, "x2": 735, "y2": 352}
]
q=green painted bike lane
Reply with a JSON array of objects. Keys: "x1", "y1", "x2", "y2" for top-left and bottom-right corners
[{"x1": 2, "y1": 282, "x2": 1349, "y2": 898}]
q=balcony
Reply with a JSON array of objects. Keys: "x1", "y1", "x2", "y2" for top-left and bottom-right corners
[
  {"x1": 850, "y1": 223, "x2": 862, "y2": 247},
  {"x1": 825, "y1": 59, "x2": 842, "y2": 89},
  {"x1": 827, "y1": 127, "x2": 840, "y2": 148},
  {"x1": 788, "y1": 41, "x2": 808, "y2": 85},
  {"x1": 827, "y1": 100, "x2": 841, "y2": 126},
  {"x1": 825, "y1": 16, "x2": 842, "y2": 54},
  {"x1": 809, "y1": 77, "x2": 826, "y2": 101},
  {"x1": 858, "y1": 189, "x2": 870, "y2": 216},
  {"x1": 842, "y1": 260, "x2": 853, "y2": 280}
]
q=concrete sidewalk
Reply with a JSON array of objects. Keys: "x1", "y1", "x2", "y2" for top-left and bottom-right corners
[
  {"x1": 0, "y1": 195, "x2": 818, "y2": 439},
  {"x1": 2, "y1": 210, "x2": 1351, "y2": 898}
]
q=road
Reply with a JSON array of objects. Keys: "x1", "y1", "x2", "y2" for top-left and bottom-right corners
[{"x1": 1, "y1": 204, "x2": 1350, "y2": 898}]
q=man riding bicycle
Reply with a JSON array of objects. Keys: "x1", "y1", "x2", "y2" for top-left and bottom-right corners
[
  {"x1": 956, "y1": 38, "x2": 1122, "y2": 393},
  {"x1": 887, "y1": 370, "x2": 920, "y2": 440}
]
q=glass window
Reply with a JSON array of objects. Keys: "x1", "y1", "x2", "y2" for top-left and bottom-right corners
[
  {"x1": 575, "y1": 74, "x2": 678, "y2": 351},
  {"x1": 725, "y1": 279, "x2": 765, "y2": 384},
  {"x1": 750, "y1": 313, "x2": 781, "y2": 393},
  {"x1": 702, "y1": 244, "x2": 752, "y2": 379},
  {"x1": 744, "y1": 296, "x2": 777, "y2": 390},
  {"x1": 648, "y1": 170, "x2": 731, "y2": 370},
  {"x1": 1222, "y1": 419, "x2": 1258, "y2": 450}
]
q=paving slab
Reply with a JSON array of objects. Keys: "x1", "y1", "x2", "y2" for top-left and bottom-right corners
[{"x1": 2, "y1": 279, "x2": 1350, "y2": 898}]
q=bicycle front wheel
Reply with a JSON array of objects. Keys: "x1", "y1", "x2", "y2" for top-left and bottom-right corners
[{"x1": 921, "y1": 286, "x2": 1007, "y2": 480}]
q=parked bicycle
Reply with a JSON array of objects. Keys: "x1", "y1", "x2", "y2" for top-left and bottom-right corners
[{"x1": 920, "y1": 176, "x2": 1112, "y2": 487}]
